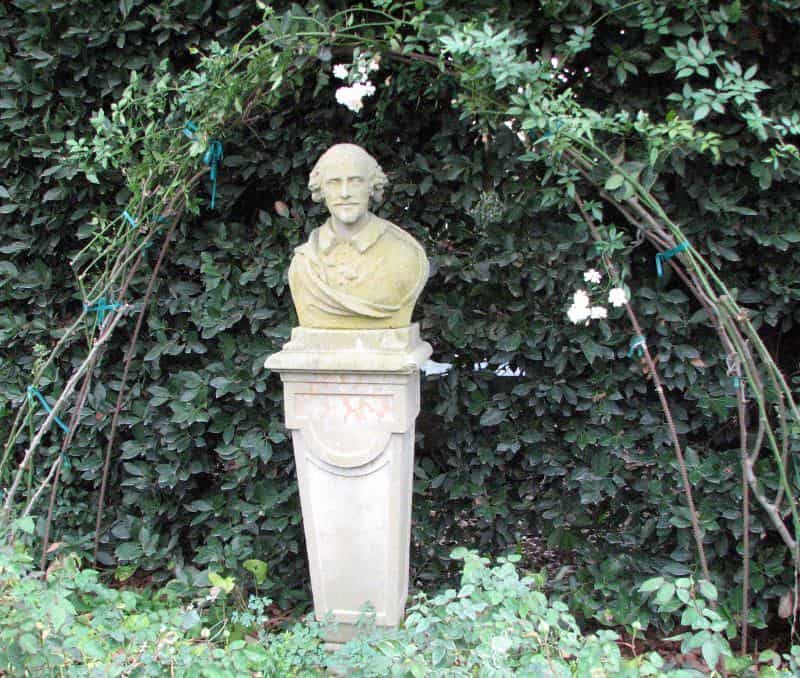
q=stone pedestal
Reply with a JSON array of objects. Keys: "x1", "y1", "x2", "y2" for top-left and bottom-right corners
[{"x1": 265, "y1": 324, "x2": 431, "y2": 643}]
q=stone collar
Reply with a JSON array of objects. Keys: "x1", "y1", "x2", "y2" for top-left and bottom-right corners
[{"x1": 318, "y1": 216, "x2": 387, "y2": 255}]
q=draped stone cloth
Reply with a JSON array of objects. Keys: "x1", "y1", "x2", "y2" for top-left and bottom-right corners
[{"x1": 288, "y1": 215, "x2": 429, "y2": 329}]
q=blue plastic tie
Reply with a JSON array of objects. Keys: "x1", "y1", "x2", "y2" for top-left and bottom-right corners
[
  {"x1": 628, "y1": 335, "x2": 646, "y2": 358},
  {"x1": 183, "y1": 121, "x2": 198, "y2": 139},
  {"x1": 732, "y1": 376, "x2": 741, "y2": 389},
  {"x1": 122, "y1": 210, "x2": 137, "y2": 229},
  {"x1": 655, "y1": 241, "x2": 689, "y2": 277},
  {"x1": 203, "y1": 140, "x2": 223, "y2": 209},
  {"x1": 27, "y1": 386, "x2": 70, "y2": 434},
  {"x1": 84, "y1": 297, "x2": 122, "y2": 326}
]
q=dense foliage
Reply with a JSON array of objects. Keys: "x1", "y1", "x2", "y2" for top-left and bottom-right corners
[
  {"x1": 4, "y1": 541, "x2": 797, "y2": 676},
  {"x1": 2, "y1": 0, "x2": 800, "y2": 639}
]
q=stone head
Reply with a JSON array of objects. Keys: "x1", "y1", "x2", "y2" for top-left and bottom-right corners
[{"x1": 308, "y1": 144, "x2": 388, "y2": 228}]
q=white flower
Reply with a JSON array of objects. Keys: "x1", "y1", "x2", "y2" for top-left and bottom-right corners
[
  {"x1": 333, "y1": 64, "x2": 349, "y2": 79},
  {"x1": 583, "y1": 268, "x2": 602, "y2": 284},
  {"x1": 335, "y1": 87, "x2": 363, "y2": 112},
  {"x1": 572, "y1": 289, "x2": 590, "y2": 309},
  {"x1": 567, "y1": 303, "x2": 591, "y2": 324},
  {"x1": 334, "y1": 81, "x2": 376, "y2": 113},
  {"x1": 590, "y1": 306, "x2": 608, "y2": 319},
  {"x1": 608, "y1": 287, "x2": 628, "y2": 308},
  {"x1": 368, "y1": 57, "x2": 380, "y2": 72}
]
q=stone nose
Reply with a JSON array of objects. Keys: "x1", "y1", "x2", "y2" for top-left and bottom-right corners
[{"x1": 339, "y1": 180, "x2": 351, "y2": 198}]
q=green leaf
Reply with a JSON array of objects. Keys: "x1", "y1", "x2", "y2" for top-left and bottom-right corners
[
  {"x1": 701, "y1": 639, "x2": 720, "y2": 670},
  {"x1": 450, "y1": 547, "x2": 469, "y2": 560},
  {"x1": 42, "y1": 187, "x2": 64, "y2": 202},
  {"x1": 655, "y1": 582, "x2": 676, "y2": 605},
  {"x1": 697, "y1": 580, "x2": 718, "y2": 602},
  {"x1": 49, "y1": 602, "x2": 68, "y2": 631},
  {"x1": 693, "y1": 104, "x2": 710, "y2": 121},
  {"x1": 18, "y1": 633, "x2": 39, "y2": 654},
  {"x1": 479, "y1": 408, "x2": 506, "y2": 426},
  {"x1": 243, "y1": 559, "x2": 268, "y2": 585},
  {"x1": 209, "y1": 572, "x2": 236, "y2": 594},
  {"x1": 115, "y1": 564, "x2": 138, "y2": 582},
  {"x1": 115, "y1": 542, "x2": 143, "y2": 561},
  {"x1": 638, "y1": 577, "x2": 664, "y2": 593},
  {"x1": 604, "y1": 173, "x2": 625, "y2": 191},
  {"x1": 497, "y1": 331, "x2": 521, "y2": 351},
  {"x1": 13, "y1": 516, "x2": 35, "y2": 535},
  {"x1": 180, "y1": 609, "x2": 202, "y2": 631}
]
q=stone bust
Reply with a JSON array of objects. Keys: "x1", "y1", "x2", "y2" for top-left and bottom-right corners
[{"x1": 288, "y1": 144, "x2": 429, "y2": 329}]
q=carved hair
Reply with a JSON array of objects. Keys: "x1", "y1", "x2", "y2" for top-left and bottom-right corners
[{"x1": 308, "y1": 143, "x2": 388, "y2": 203}]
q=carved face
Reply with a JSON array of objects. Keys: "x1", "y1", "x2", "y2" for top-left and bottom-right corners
[{"x1": 320, "y1": 151, "x2": 372, "y2": 228}]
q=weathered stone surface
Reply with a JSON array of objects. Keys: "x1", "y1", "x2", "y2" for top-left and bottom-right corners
[
  {"x1": 287, "y1": 144, "x2": 429, "y2": 329},
  {"x1": 265, "y1": 326, "x2": 431, "y2": 642}
]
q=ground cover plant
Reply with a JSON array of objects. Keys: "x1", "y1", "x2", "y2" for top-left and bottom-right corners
[
  {"x1": 2, "y1": 0, "x2": 800, "y2": 664},
  {"x1": 3, "y1": 539, "x2": 799, "y2": 676}
]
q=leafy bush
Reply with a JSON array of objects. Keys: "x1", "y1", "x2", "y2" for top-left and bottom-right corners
[
  {"x1": 331, "y1": 548, "x2": 668, "y2": 677},
  {"x1": 0, "y1": 540, "x2": 328, "y2": 676},
  {"x1": 2, "y1": 543, "x2": 798, "y2": 676}
]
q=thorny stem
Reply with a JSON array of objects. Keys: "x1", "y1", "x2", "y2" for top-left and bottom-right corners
[
  {"x1": 737, "y1": 367, "x2": 750, "y2": 655},
  {"x1": 1, "y1": 308, "x2": 129, "y2": 523},
  {"x1": 28, "y1": 239, "x2": 151, "y2": 550},
  {"x1": 566, "y1": 145, "x2": 800, "y2": 575},
  {"x1": 573, "y1": 192, "x2": 711, "y2": 582},
  {"x1": 719, "y1": 307, "x2": 798, "y2": 556},
  {"x1": 93, "y1": 214, "x2": 182, "y2": 561},
  {"x1": 0, "y1": 400, "x2": 29, "y2": 486},
  {"x1": 623, "y1": 303, "x2": 712, "y2": 582},
  {"x1": 39, "y1": 361, "x2": 95, "y2": 571}
]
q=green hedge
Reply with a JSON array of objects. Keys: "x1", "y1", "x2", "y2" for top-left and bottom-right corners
[{"x1": 2, "y1": 1, "x2": 800, "y2": 630}]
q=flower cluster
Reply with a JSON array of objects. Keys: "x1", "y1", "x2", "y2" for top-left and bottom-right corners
[
  {"x1": 334, "y1": 81, "x2": 376, "y2": 113},
  {"x1": 566, "y1": 268, "x2": 629, "y2": 325},
  {"x1": 332, "y1": 55, "x2": 380, "y2": 113},
  {"x1": 567, "y1": 289, "x2": 607, "y2": 324},
  {"x1": 608, "y1": 287, "x2": 628, "y2": 308}
]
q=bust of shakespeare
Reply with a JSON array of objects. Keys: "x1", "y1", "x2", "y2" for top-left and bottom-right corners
[{"x1": 288, "y1": 144, "x2": 429, "y2": 330}]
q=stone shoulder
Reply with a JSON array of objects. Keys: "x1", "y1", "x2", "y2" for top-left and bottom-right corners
[
  {"x1": 375, "y1": 217, "x2": 426, "y2": 256},
  {"x1": 373, "y1": 217, "x2": 429, "y2": 304}
]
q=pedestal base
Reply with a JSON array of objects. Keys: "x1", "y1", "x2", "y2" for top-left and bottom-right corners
[{"x1": 265, "y1": 325, "x2": 431, "y2": 642}]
